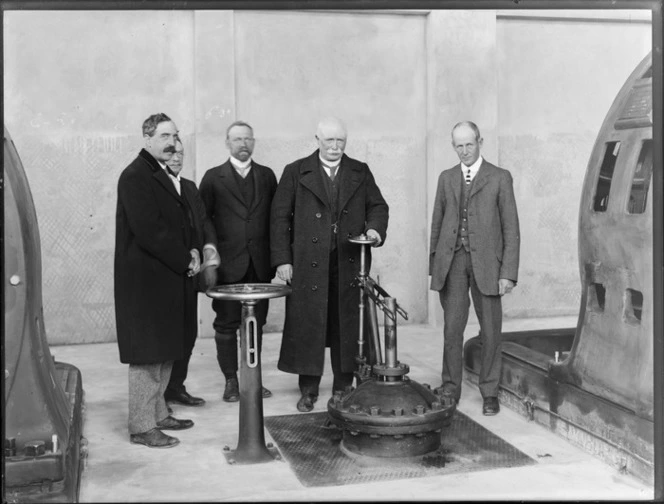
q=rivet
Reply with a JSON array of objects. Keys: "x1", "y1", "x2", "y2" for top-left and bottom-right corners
[{"x1": 9, "y1": 275, "x2": 20, "y2": 286}]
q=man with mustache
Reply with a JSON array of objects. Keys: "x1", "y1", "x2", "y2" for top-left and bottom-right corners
[
  {"x1": 271, "y1": 116, "x2": 389, "y2": 412},
  {"x1": 429, "y1": 121, "x2": 520, "y2": 416},
  {"x1": 163, "y1": 140, "x2": 220, "y2": 408},
  {"x1": 199, "y1": 121, "x2": 278, "y2": 402},
  {"x1": 115, "y1": 113, "x2": 200, "y2": 448}
]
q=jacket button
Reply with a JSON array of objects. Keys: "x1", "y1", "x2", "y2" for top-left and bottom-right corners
[
  {"x1": 312, "y1": 261, "x2": 318, "y2": 267},
  {"x1": 311, "y1": 285, "x2": 318, "y2": 291},
  {"x1": 316, "y1": 213, "x2": 322, "y2": 218},
  {"x1": 349, "y1": 258, "x2": 355, "y2": 263},
  {"x1": 312, "y1": 237, "x2": 319, "y2": 243}
]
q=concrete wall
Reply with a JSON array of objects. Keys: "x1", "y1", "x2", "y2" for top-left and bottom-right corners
[{"x1": 3, "y1": 9, "x2": 652, "y2": 345}]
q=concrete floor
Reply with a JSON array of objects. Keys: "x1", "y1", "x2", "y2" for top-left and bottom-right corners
[{"x1": 50, "y1": 316, "x2": 654, "y2": 502}]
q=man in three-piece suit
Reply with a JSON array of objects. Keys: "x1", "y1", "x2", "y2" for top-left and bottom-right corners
[
  {"x1": 163, "y1": 140, "x2": 220, "y2": 408},
  {"x1": 271, "y1": 117, "x2": 389, "y2": 413},
  {"x1": 429, "y1": 121, "x2": 520, "y2": 416},
  {"x1": 115, "y1": 113, "x2": 199, "y2": 448},
  {"x1": 199, "y1": 121, "x2": 277, "y2": 403}
]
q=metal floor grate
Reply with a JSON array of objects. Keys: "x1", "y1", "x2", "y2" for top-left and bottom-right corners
[{"x1": 265, "y1": 411, "x2": 535, "y2": 487}]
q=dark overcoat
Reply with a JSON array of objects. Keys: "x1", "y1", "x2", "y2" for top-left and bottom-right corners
[
  {"x1": 199, "y1": 160, "x2": 277, "y2": 283},
  {"x1": 114, "y1": 149, "x2": 202, "y2": 364},
  {"x1": 429, "y1": 159, "x2": 520, "y2": 295},
  {"x1": 271, "y1": 150, "x2": 389, "y2": 376}
]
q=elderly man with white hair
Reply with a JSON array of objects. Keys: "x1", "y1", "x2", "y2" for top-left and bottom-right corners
[{"x1": 270, "y1": 117, "x2": 389, "y2": 412}]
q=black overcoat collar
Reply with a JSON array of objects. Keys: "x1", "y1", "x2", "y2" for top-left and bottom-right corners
[
  {"x1": 298, "y1": 150, "x2": 364, "y2": 210},
  {"x1": 139, "y1": 148, "x2": 181, "y2": 202}
]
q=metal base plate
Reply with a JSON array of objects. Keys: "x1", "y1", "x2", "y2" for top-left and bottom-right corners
[
  {"x1": 264, "y1": 411, "x2": 534, "y2": 487},
  {"x1": 222, "y1": 445, "x2": 283, "y2": 466}
]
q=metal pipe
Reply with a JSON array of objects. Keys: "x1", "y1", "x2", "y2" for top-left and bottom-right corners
[
  {"x1": 356, "y1": 241, "x2": 368, "y2": 360},
  {"x1": 384, "y1": 297, "x2": 397, "y2": 368},
  {"x1": 366, "y1": 294, "x2": 382, "y2": 365}
]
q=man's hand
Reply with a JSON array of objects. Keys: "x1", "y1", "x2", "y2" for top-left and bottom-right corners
[
  {"x1": 498, "y1": 278, "x2": 515, "y2": 296},
  {"x1": 366, "y1": 229, "x2": 382, "y2": 247},
  {"x1": 276, "y1": 264, "x2": 293, "y2": 284},
  {"x1": 202, "y1": 266, "x2": 218, "y2": 289},
  {"x1": 187, "y1": 249, "x2": 201, "y2": 277}
]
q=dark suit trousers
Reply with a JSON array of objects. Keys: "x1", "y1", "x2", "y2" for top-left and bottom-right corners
[
  {"x1": 299, "y1": 248, "x2": 354, "y2": 397},
  {"x1": 167, "y1": 279, "x2": 198, "y2": 393},
  {"x1": 212, "y1": 260, "x2": 269, "y2": 378},
  {"x1": 439, "y1": 248, "x2": 503, "y2": 399}
]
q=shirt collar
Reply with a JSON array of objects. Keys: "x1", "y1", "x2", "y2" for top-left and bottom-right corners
[
  {"x1": 230, "y1": 156, "x2": 252, "y2": 170},
  {"x1": 462, "y1": 155, "x2": 483, "y2": 175},
  {"x1": 319, "y1": 154, "x2": 340, "y2": 169}
]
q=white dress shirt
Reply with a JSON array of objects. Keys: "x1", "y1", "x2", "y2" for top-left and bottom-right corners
[
  {"x1": 230, "y1": 156, "x2": 252, "y2": 178},
  {"x1": 462, "y1": 156, "x2": 483, "y2": 183}
]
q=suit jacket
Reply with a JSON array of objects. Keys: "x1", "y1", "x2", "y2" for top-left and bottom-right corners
[
  {"x1": 270, "y1": 150, "x2": 389, "y2": 375},
  {"x1": 114, "y1": 149, "x2": 201, "y2": 364},
  {"x1": 429, "y1": 159, "x2": 520, "y2": 296},
  {"x1": 199, "y1": 159, "x2": 277, "y2": 283}
]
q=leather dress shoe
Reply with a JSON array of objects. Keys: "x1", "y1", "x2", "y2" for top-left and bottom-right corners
[
  {"x1": 223, "y1": 378, "x2": 240, "y2": 402},
  {"x1": 130, "y1": 428, "x2": 179, "y2": 448},
  {"x1": 296, "y1": 394, "x2": 318, "y2": 412},
  {"x1": 156, "y1": 415, "x2": 194, "y2": 430},
  {"x1": 482, "y1": 397, "x2": 500, "y2": 416},
  {"x1": 262, "y1": 386, "x2": 273, "y2": 398},
  {"x1": 164, "y1": 389, "x2": 205, "y2": 407}
]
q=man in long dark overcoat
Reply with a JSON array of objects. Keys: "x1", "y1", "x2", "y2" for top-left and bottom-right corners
[
  {"x1": 115, "y1": 113, "x2": 202, "y2": 448},
  {"x1": 271, "y1": 117, "x2": 389, "y2": 412},
  {"x1": 429, "y1": 121, "x2": 520, "y2": 416},
  {"x1": 199, "y1": 121, "x2": 277, "y2": 402}
]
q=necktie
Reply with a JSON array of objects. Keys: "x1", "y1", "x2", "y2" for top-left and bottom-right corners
[
  {"x1": 324, "y1": 163, "x2": 338, "y2": 181},
  {"x1": 329, "y1": 164, "x2": 337, "y2": 181},
  {"x1": 465, "y1": 168, "x2": 472, "y2": 185}
]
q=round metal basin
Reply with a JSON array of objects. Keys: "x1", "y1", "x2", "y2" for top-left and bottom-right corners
[
  {"x1": 348, "y1": 234, "x2": 378, "y2": 246},
  {"x1": 206, "y1": 283, "x2": 292, "y2": 302}
]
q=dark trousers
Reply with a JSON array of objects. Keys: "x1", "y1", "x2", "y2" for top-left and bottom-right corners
[
  {"x1": 212, "y1": 260, "x2": 269, "y2": 379},
  {"x1": 167, "y1": 280, "x2": 197, "y2": 393},
  {"x1": 299, "y1": 248, "x2": 354, "y2": 397},
  {"x1": 439, "y1": 247, "x2": 503, "y2": 399}
]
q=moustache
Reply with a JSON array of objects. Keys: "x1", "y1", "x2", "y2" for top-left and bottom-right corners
[{"x1": 164, "y1": 146, "x2": 176, "y2": 153}]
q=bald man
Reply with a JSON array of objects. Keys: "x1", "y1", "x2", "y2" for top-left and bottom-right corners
[{"x1": 271, "y1": 117, "x2": 389, "y2": 412}]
